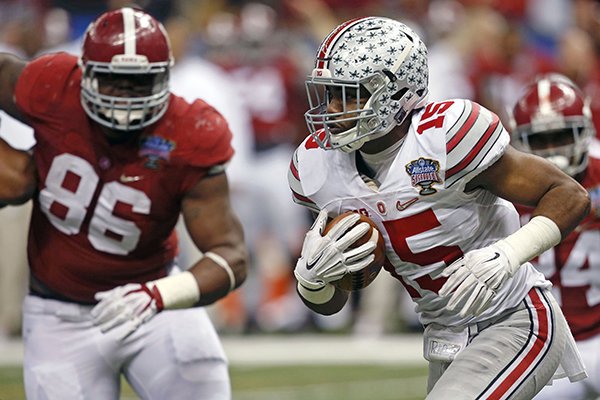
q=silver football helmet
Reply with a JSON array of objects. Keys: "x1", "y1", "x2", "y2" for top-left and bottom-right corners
[{"x1": 305, "y1": 16, "x2": 429, "y2": 152}]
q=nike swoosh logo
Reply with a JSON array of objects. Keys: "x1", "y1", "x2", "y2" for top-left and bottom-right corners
[
  {"x1": 485, "y1": 252, "x2": 501, "y2": 263},
  {"x1": 120, "y1": 174, "x2": 144, "y2": 183},
  {"x1": 306, "y1": 259, "x2": 317, "y2": 270}
]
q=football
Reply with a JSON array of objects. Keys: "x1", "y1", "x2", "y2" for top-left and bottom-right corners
[{"x1": 323, "y1": 211, "x2": 386, "y2": 291}]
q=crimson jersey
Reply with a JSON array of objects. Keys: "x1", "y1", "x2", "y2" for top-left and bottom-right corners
[
  {"x1": 517, "y1": 149, "x2": 600, "y2": 341},
  {"x1": 15, "y1": 53, "x2": 234, "y2": 303}
]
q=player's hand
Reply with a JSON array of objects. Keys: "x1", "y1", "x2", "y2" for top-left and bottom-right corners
[
  {"x1": 91, "y1": 283, "x2": 164, "y2": 340},
  {"x1": 439, "y1": 244, "x2": 516, "y2": 317},
  {"x1": 294, "y1": 209, "x2": 378, "y2": 290}
]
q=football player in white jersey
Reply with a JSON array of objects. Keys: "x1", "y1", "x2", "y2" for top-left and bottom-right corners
[
  {"x1": 509, "y1": 73, "x2": 600, "y2": 400},
  {"x1": 288, "y1": 17, "x2": 590, "y2": 399}
]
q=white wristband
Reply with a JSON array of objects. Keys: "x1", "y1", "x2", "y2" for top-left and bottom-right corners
[
  {"x1": 153, "y1": 271, "x2": 200, "y2": 309},
  {"x1": 494, "y1": 215, "x2": 562, "y2": 275},
  {"x1": 205, "y1": 251, "x2": 236, "y2": 292},
  {"x1": 297, "y1": 282, "x2": 335, "y2": 304}
]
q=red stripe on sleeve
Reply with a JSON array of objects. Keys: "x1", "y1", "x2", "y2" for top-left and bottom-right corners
[
  {"x1": 292, "y1": 190, "x2": 316, "y2": 205},
  {"x1": 446, "y1": 102, "x2": 481, "y2": 153},
  {"x1": 290, "y1": 158, "x2": 300, "y2": 181},
  {"x1": 446, "y1": 114, "x2": 500, "y2": 179}
]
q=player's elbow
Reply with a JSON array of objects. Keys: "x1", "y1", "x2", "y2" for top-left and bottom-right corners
[{"x1": 573, "y1": 181, "x2": 591, "y2": 222}]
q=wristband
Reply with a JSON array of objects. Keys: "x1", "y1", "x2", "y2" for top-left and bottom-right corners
[
  {"x1": 205, "y1": 251, "x2": 236, "y2": 292},
  {"x1": 494, "y1": 215, "x2": 561, "y2": 276},
  {"x1": 152, "y1": 271, "x2": 200, "y2": 309},
  {"x1": 297, "y1": 282, "x2": 335, "y2": 304}
]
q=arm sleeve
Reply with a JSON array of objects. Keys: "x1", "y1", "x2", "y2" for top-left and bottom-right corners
[{"x1": 443, "y1": 99, "x2": 510, "y2": 189}]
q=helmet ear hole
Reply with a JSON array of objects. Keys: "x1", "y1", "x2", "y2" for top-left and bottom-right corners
[{"x1": 392, "y1": 88, "x2": 408, "y2": 101}]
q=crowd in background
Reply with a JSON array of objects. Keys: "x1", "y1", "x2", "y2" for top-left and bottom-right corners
[{"x1": 1, "y1": 0, "x2": 600, "y2": 339}]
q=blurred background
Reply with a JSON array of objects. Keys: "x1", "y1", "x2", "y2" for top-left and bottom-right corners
[{"x1": 1, "y1": 0, "x2": 600, "y2": 398}]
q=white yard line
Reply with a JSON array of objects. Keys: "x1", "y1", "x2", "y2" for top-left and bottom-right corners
[{"x1": 0, "y1": 334, "x2": 425, "y2": 366}]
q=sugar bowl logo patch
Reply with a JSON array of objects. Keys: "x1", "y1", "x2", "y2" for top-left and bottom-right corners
[
  {"x1": 406, "y1": 158, "x2": 442, "y2": 195},
  {"x1": 139, "y1": 136, "x2": 175, "y2": 169}
]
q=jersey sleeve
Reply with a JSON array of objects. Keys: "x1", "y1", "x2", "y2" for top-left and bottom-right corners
[
  {"x1": 443, "y1": 99, "x2": 510, "y2": 189},
  {"x1": 288, "y1": 145, "x2": 319, "y2": 212},
  {"x1": 169, "y1": 98, "x2": 235, "y2": 193},
  {"x1": 172, "y1": 99, "x2": 234, "y2": 168},
  {"x1": 288, "y1": 133, "x2": 333, "y2": 213},
  {"x1": 14, "y1": 53, "x2": 79, "y2": 119}
]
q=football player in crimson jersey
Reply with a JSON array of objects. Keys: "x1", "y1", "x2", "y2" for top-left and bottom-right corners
[
  {"x1": 289, "y1": 17, "x2": 590, "y2": 399},
  {"x1": 0, "y1": 7, "x2": 247, "y2": 400},
  {"x1": 509, "y1": 73, "x2": 600, "y2": 400}
]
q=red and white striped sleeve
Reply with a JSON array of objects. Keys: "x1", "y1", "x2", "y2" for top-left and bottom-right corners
[
  {"x1": 444, "y1": 100, "x2": 510, "y2": 188},
  {"x1": 288, "y1": 147, "x2": 319, "y2": 212}
]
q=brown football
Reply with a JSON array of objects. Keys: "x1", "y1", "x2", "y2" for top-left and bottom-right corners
[{"x1": 323, "y1": 211, "x2": 386, "y2": 291}]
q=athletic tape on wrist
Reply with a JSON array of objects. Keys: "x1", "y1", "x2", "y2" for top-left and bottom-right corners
[
  {"x1": 495, "y1": 215, "x2": 561, "y2": 275},
  {"x1": 153, "y1": 271, "x2": 200, "y2": 309},
  {"x1": 297, "y1": 282, "x2": 335, "y2": 304},
  {"x1": 205, "y1": 251, "x2": 236, "y2": 292}
]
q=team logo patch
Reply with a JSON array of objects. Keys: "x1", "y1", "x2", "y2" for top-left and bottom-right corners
[
  {"x1": 406, "y1": 158, "x2": 442, "y2": 195},
  {"x1": 139, "y1": 136, "x2": 175, "y2": 169}
]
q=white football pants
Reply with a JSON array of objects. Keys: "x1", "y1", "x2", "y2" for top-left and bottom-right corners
[
  {"x1": 22, "y1": 295, "x2": 230, "y2": 400},
  {"x1": 427, "y1": 288, "x2": 572, "y2": 400},
  {"x1": 534, "y1": 333, "x2": 600, "y2": 400}
]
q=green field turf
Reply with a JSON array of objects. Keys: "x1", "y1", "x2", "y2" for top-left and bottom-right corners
[{"x1": 0, "y1": 364, "x2": 428, "y2": 400}]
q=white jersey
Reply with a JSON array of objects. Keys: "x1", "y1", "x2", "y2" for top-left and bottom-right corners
[{"x1": 289, "y1": 99, "x2": 549, "y2": 327}]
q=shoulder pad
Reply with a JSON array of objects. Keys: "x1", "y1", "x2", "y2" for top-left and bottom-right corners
[
  {"x1": 160, "y1": 96, "x2": 234, "y2": 169},
  {"x1": 441, "y1": 99, "x2": 509, "y2": 188},
  {"x1": 15, "y1": 53, "x2": 80, "y2": 118}
]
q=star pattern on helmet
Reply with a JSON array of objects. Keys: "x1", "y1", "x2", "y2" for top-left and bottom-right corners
[{"x1": 314, "y1": 17, "x2": 429, "y2": 146}]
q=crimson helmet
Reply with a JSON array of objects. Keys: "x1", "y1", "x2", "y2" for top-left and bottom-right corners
[
  {"x1": 510, "y1": 73, "x2": 595, "y2": 176},
  {"x1": 305, "y1": 16, "x2": 429, "y2": 152},
  {"x1": 80, "y1": 7, "x2": 173, "y2": 132}
]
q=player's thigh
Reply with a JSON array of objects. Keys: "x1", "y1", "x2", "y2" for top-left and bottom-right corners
[
  {"x1": 125, "y1": 307, "x2": 230, "y2": 400},
  {"x1": 22, "y1": 295, "x2": 120, "y2": 400},
  {"x1": 427, "y1": 289, "x2": 567, "y2": 400}
]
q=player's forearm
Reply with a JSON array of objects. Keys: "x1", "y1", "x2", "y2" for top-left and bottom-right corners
[
  {"x1": 531, "y1": 179, "x2": 590, "y2": 239},
  {"x1": 297, "y1": 283, "x2": 349, "y2": 315},
  {"x1": 188, "y1": 243, "x2": 248, "y2": 306}
]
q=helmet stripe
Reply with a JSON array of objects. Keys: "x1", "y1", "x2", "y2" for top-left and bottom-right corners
[
  {"x1": 122, "y1": 7, "x2": 137, "y2": 55},
  {"x1": 315, "y1": 16, "x2": 372, "y2": 69},
  {"x1": 537, "y1": 78, "x2": 552, "y2": 115}
]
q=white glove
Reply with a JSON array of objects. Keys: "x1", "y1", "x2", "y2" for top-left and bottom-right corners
[
  {"x1": 91, "y1": 282, "x2": 164, "y2": 340},
  {"x1": 294, "y1": 209, "x2": 379, "y2": 290},
  {"x1": 439, "y1": 243, "x2": 519, "y2": 318}
]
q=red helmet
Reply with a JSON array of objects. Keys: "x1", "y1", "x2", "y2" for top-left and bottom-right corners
[
  {"x1": 80, "y1": 7, "x2": 173, "y2": 132},
  {"x1": 510, "y1": 73, "x2": 595, "y2": 177}
]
